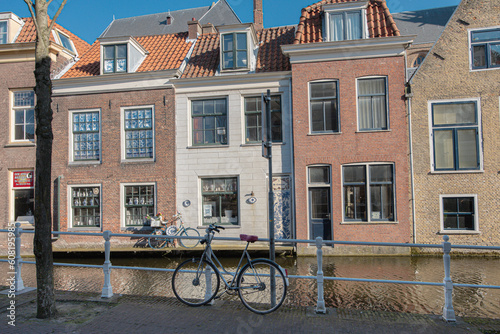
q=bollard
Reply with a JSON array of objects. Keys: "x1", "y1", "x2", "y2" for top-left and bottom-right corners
[
  {"x1": 315, "y1": 236, "x2": 326, "y2": 314},
  {"x1": 14, "y1": 222, "x2": 25, "y2": 291},
  {"x1": 101, "y1": 230, "x2": 113, "y2": 298},
  {"x1": 442, "y1": 235, "x2": 456, "y2": 322}
]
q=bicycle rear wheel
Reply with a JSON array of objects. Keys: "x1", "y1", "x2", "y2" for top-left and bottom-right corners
[
  {"x1": 237, "y1": 259, "x2": 287, "y2": 314},
  {"x1": 148, "y1": 230, "x2": 167, "y2": 249},
  {"x1": 179, "y1": 227, "x2": 201, "y2": 248},
  {"x1": 172, "y1": 258, "x2": 220, "y2": 307}
]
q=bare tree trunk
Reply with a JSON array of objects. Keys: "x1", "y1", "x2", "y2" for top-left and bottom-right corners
[{"x1": 24, "y1": 0, "x2": 67, "y2": 319}]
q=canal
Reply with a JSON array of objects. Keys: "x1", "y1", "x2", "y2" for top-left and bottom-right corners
[{"x1": 3, "y1": 254, "x2": 499, "y2": 318}]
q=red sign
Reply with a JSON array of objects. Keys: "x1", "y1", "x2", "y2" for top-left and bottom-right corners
[{"x1": 13, "y1": 171, "x2": 34, "y2": 188}]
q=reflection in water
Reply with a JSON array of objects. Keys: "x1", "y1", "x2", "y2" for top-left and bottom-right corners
[{"x1": 2, "y1": 255, "x2": 498, "y2": 318}]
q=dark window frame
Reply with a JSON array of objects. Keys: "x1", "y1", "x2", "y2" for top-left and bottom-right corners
[
  {"x1": 221, "y1": 32, "x2": 248, "y2": 70},
  {"x1": 244, "y1": 95, "x2": 282, "y2": 143},
  {"x1": 470, "y1": 28, "x2": 500, "y2": 70},
  {"x1": 192, "y1": 98, "x2": 228, "y2": 146},
  {"x1": 309, "y1": 80, "x2": 340, "y2": 133}
]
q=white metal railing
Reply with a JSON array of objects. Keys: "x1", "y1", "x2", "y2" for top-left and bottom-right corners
[{"x1": 2, "y1": 223, "x2": 500, "y2": 322}]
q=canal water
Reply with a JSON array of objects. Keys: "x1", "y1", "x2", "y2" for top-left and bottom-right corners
[{"x1": 3, "y1": 255, "x2": 499, "y2": 318}]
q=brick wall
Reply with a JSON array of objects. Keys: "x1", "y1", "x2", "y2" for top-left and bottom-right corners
[
  {"x1": 410, "y1": 0, "x2": 500, "y2": 249},
  {"x1": 51, "y1": 88, "x2": 176, "y2": 249},
  {"x1": 292, "y1": 56, "x2": 412, "y2": 249}
]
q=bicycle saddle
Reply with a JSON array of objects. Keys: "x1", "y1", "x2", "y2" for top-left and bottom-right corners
[{"x1": 240, "y1": 234, "x2": 258, "y2": 243}]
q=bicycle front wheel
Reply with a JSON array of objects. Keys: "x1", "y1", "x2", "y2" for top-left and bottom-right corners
[
  {"x1": 179, "y1": 227, "x2": 201, "y2": 248},
  {"x1": 148, "y1": 230, "x2": 167, "y2": 249},
  {"x1": 237, "y1": 259, "x2": 287, "y2": 314},
  {"x1": 172, "y1": 258, "x2": 220, "y2": 307}
]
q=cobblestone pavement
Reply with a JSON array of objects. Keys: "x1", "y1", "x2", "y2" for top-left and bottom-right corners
[{"x1": 1, "y1": 289, "x2": 499, "y2": 334}]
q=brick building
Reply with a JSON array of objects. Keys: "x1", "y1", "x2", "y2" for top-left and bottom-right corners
[
  {"x1": 408, "y1": 0, "x2": 500, "y2": 251},
  {"x1": 0, "y1": 12, "x2": 89, "y2": 236},
  {"x1": 282, "y1": 0, "x2": 415, "y2": 254}
]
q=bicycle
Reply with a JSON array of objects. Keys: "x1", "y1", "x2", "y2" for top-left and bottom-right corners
[
  {"x1": 171, "y1": 224, "x2": 288, "y2": 314},
  {"x1": 148, "y1": 212, "x2": 200, "y2": 249}
]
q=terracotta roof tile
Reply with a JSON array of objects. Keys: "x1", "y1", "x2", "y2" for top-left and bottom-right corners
[
  {"x1": 62, "y1": 32, "x2": 194, "y2": 78},
  {"x1": 16, "y1": 17, "x2": 90, "y2": 56},
  {"x1": 294, "y1": 0, "x2": 400, "y2": 44},
  {"x1": 182, "y1": 26, "x2": 295, "y2": 78}
]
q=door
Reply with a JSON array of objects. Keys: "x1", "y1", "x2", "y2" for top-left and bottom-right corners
[{"x1": 309, "y1": 187, "x2": 332, "y2": 240}]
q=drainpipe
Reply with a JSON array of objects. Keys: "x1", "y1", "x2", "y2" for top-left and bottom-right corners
[{"x1": 406, "y1": 86, "x2": 416, "y2": 244}]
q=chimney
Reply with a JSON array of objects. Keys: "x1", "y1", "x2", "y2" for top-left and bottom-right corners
[
  {"x1": 188, "y1": 18, "x2": 201, "y2": 40},
  {"x1": 253, "y1": 0, "x2": 263, "y2": 30},
  {"x1": 202, "y1": 23, "x2": 217, "y2": 34}
]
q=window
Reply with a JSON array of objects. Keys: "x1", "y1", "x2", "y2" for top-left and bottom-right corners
[
  {"x1": 412, "y1": 54, "x2": 426, "y2": 67},
  {"x1": 245, "y1": 95, "x2": 282, "y2": 143},
  {"x1": 358, "y1": 77, "x2": 388, "y2": 131},
  {"x1": 0, "y1": 21, "x2": 7, "y2": 44},
  {"x1": 103, "y1": 44, "x2": 127, "y2": 73},
  {"x1": 308, "y1": 166, "x2": 332, "y2": 240},
  {"x1": 471, "y1": 28, "x2": 500, "y2": 69},
  {"x1": 56, "y1": 31, "x2": 75, "y2": 53},
  {"x1": 72, "y1": 111, "x2": 100, "y2": 161},
  {"x1": 343, "y1": 164, "x2": 395, "y2": 222},
  {"x1": 124, "y1": 107, "x2": 154, "y2": 159},
  {"x1": 12, "y1": 91, "x2": 35, "y2": 142},
  {"x1": 222, "y1": 33, "x2": 248, "y2": 70},
  {"x1": 328, "y1": 10, "x2": 363, "y2": 41},
  {"x1": 12, "y1": 171, "x2": 34, "y2": 224},
  {"x1": 310, "y1": 81, "x2": 339, "y2": 133},
  {"x1": 71, "y1": 186, "x2": 101, "y2": 228},
  {"x1": 192, "y1": 99, "x2": 227, "y2": 145},
  {"x1": 441, "y1": 196, "x2": 477, "y2": 231},
  {"x1": 431, "y1": 101, "x2": 480, "y2": 171},
  {"x1": 202, "y1": 177, "x2": 238, "y2": 226},
  {"x1": 124, "y1": 184, "x2": 155, "y2": 227}
]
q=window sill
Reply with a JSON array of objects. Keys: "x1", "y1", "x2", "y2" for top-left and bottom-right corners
[
  {"x1": 430, "y1": 170, "x2": 484, "y2": 175},
  {"x1": 187, "y1": 145, "x2": 230, "y2": 149},
  {"x1": 356, "y1": 129, "x2": 391, "y2": 134},
  {"x1": 438, "y1": 230, "x2": 481, "y2": 235},
  {"x1": 120, "y1": 159, "x2": 156, "y2": 165},
  {"x1": 69, "y1": 161, "x2": 101, "y2": 167},
  {"x1": 341, "y1": 221, "x2": 398, "y2": 225},
  {"x1": 241, "y1": 142, "x2": 285, "y2": 147},
  {"x1": 4, "y1": 142, "x2": 36, "y2": 148},
  {"x1": 67, "y1": 227, "x2": 102, "y2": 232},
  {"x1": 307, "y1": 132, "x2": 342, "y2": 136},
  {"x1": 470, "y1": 67, "x2": 499, "y2": 72}
]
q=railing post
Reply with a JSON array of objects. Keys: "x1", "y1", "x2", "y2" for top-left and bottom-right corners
[
  {"x1": 205, "y1": 246, "x2": 214, "y2": 305},
  {"x1": 14, "y1": 222, "x2": 25, "y2": 291},
  {"x1": 101, "y1": 230, "x2": 113, "y2": 298},
  {"x1": 315, "y1": 236, "x2": 326, "y2": 314},
  {"x1": 442, "y1": 235, "x2": 456, "y2": 322}
]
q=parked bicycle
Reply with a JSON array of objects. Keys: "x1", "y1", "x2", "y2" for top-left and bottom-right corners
[
  {"x1": 171, "y1": 224, "x2": 288, "y2": 314},
  {"x1": 148, "y1": 212, "x2": 200, "y2": 249}
]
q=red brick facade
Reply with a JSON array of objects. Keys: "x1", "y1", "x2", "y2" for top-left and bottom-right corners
[
  {"x1": 50, "y1": 88, "x2": 176, "y2": 249},
  {"x1": 292, "y1": 56, "x2": 411, "y2": 246}
]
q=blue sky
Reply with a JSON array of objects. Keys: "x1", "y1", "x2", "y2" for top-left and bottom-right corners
[{"x1": 4, "y1": 0, "x2": 461, "y2": 44}]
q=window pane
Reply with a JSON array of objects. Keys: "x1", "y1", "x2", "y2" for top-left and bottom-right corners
[
  {"x1": 202, "y1": 177, "x2": 238, "y2": 225},
  {"x1": 372, "y1": 95, "x2": 387, "y2": 129},
  {"x1": 490, "y1": 43, "x2": 500, "y2": 66},
  {"x1": 14, "y1": 91, "x2": 35, "y2": 107},
  {"x1": 245, "y1": 97, "x2": 260, "y2": 112},
  {"x1": 117, "y1": 45, "x2": 127, "y2": 58},
  {"x1": 471, "y1": 29, "x2": 500, "y2": 42},
  {"x1": 472, "y1": 45, "x2": 486, "y2": 67},
  {"x1": 434, "y1": 130, "x2": 454, "y2": 169},
  {"x1": 343, "y1": 166, "x2": 365, "y2": 183},
  {"x1": 311, "y1": 101, "x2": 325, "y2": 132},
  {"x1": 370, "y1": 184, "x2": 393, "y2": 220},
  {"x1": 125, "y1": 185, "x2": 154, "y2": 226},
  {"x1": 0, "y1": 21, "x2": 7, "y2": 44},
  {"x1": 433, "y1": 102, "x2": 476, "y2": 125},
  {"x1": 358, "y1": 78, "x2": 385, "y2": 95},
  {"x1": 223, "y1": 52, "x2": 233, "y2": 69},
  {"x1": 192, "y1": 101, "x2": 203, "y2": 115},
  {"x1": 309, "y1": 167, "x2": 329, "y2": 183},
  {"x1": 236, "y1": 51, "x2": 247, "y2": 67},
  {"x1": 459, "y1": 197, "x2": 474, "y2": 213},
  {"x1": 329, "y1": 13, "x2": 344, "y2": 41},
  {"x1": 358, "y1": 96, "x2": 371, "y2": 130},
  {"x1": 370, "y1": 165, "x2": 392, "y2": 183},
  {"x1": 310, "y1": 188, "x2": 330, "y2": 219},
  {"x1": 104, "y1": 45, "x2": 114, "y2": 59},
  {"x1": 223, "y1": 34, "x2": 233, "y2": 52},
  {"x1": 14, "y1": 189, "x2": 34, "y2": 219},
  {"x1": 59, "y1": 33, "x2": 74, "y2": 51},
  {"x1": 271, "y1": 111, "x2": 282, "y2": 142},
  {"x1": 25, "y1": 125, "x2": 35, "y2": 140},
  {"x1": 443, "y1": 215, "x2": 457, "y2": 229},
  {"x1": 443, "y1": 198, "x2": 457, "y2": 213},
  {"x1": 116, "y1": 58, "x2": 127, "y2": 72},
  {"x1": 236, "y1": 33, "x2": 247, "y2": 50},
  {"x1": 344, "y1": 185, "x2": 366, "y2": 220},
  {"x1": 72, "y1": 187, "x2": 100, "y2": 228},
  {"x1": 346, "y1": 11, "x2": 362, "y2": 40},
  {"x1": 324, "y1": 100, "x2": 338, "y2": 131},
  {"x1": 460, "y1": 215, "x2": 475, "y2": 230},
  {"x1": 104, "y1": 59, "x2": 114, "y2": 73},
  {"x1": 457, "y1": 129, "x2": 478, "y2": 169},
  {"x1": 203, "y1": 100, "x2": 215, "y2": 115},
  {"x1": 311, "y1": 82, "x2": 336, "y2": 98}
]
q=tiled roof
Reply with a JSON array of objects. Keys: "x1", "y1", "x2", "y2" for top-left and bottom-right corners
[
  {"x1": 294, "y1": 0, "x2": 400, "y2": 44},
  {"x1": 181, "y1": 26, "x2": 295, "y2": 78},
  {"x1": 16, "y1": 17, "x2": 90, "y2": 56},
  {"x1": 62, "y1": 32, "x2": 194, "y2": 78}
]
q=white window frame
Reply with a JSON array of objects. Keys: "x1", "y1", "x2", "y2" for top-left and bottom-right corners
[
  {"x1": 9, "y1": 169, "x2": 35, "y2": 227},
  {"x1": 10, "y1": 90, "x2": 35, "y2": 143},
  {"x1": 52, "y1": 29, "x2": 77, "y2": 55},
  {"x1": 427, "y1": 98, "x2": 483, "y2": 173},
  {"x1": 199, "y1": 176, "x2": 240, "y2": 227},
  {"x1": 341, "y1": 162, "x2": 397, "y2": 223},
  {"x1": 323, "y1": 1, "x2": 369, "y2": 42},
  {"x1": 307, "y1": 165, "x2": 332, "y2": 240},
  {"x1": 356, "y1": 76, "x2": 389, "y2": 132},
  {"x1": 68, "y1": 184, "x2": 102, "y2": 230},
  {"x1": 0, "y1": 20, "x2": 8, "y2": 44},
  {"x1": 439, "y1": 194, "x2": 479, "y2": 234},
  {"x1": 120, "y1": 105, "x2": 155, "y2": 162},
  {"x1": 69, "y1": 109, "x2": 101, "y2": 164},
  {"x1": 468, "y1": 26, "x2": 500, "y2": 71},
  {"x1": 120, "y1": 182, "x2": 156, "y2": 229}
]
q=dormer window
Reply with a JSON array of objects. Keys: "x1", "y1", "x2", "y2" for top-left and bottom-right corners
[
  {"x1": 323, "y1": 1, "x2": 368, "y2": 42},
  {"x1": 222, "y1": 32, "x2": 248, "y2": 70},
  {"x1": 0, "y1": 21, "x2": 7, "y2": 44},
  {"x1": 104, "y1": 44, "x2": 127, "y2": 73},
  {"x1": 98, "y1": 36, "x2": 148, "y2": 75},
  {"x1": 55, "y1": 30, "x2": 76, "y2": 53}
]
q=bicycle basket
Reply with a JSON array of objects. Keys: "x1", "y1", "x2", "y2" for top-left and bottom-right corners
[{"x1": 166, "y1": 225, "x2": 178, "y2": 236}]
